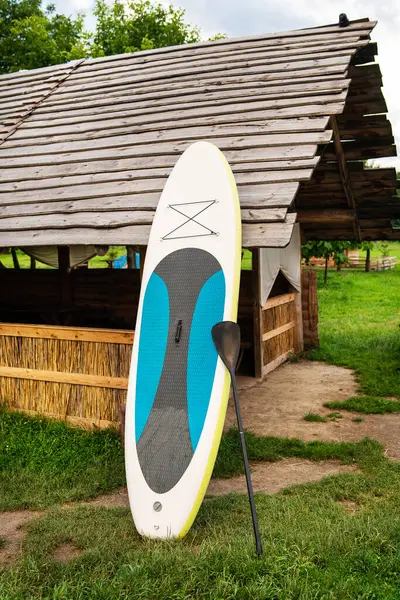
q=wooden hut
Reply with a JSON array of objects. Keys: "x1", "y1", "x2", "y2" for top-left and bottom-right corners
[{"x1": 0, "y1": 17, "x2": 398, "y2": 427}]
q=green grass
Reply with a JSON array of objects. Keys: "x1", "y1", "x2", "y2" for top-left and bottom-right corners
[
  {"x1": 2, "y1": 456, "x2": 400, "y2": 598},
  {"x1": 303, "y1": 412, "x2": 327, "y2": 423},
  {"x1": 0, "y1": 406, "x2": 125, "y2": 510},
  {"x1": 325, "y1": 396, "x2": 400, "y2": 415},
  {"x1": 1, "y1": 406, "x2": 382, "y2": 509},
  {"x1": 309, "y1": 268, "x2": 400, "y2": 399},
  {"x1": 241, "y1": 249, "x2": 252, "y2": 270},
  {"x1": 326, "y1": 412, "x2": 343, "y2": 420},
  {"x1": 215, "y1": 429, "x2": 383, "y2": 478}
]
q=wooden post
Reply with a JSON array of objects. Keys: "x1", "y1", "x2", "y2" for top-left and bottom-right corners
[
  {"x1": 57, "y1": 246, "x2": 71, "y2": 309},
  {"x1": 251, "y1": 248, "x2": 263, "y2": 379},
  {"x1": 139, "y1": 246, "x2": 147, "y2": 282},
  {"x1": 30, "y1": 257, "x2": 36, "y2": 269},
  {"x1": 11, "y1": 248, "x2": 20, "y2": 270},
  {"x1": 302, "y1": 270, "x2": 319, "y2": 349},
  {"x1": 365, "y1": 248, "x2": 371, "y2": 272},
  {"x1": 126, "y1": 246, "x2": 136, "y2": 269},
  {"x1": 294, "y1": 237, "x2": 304, "y2": 354}
]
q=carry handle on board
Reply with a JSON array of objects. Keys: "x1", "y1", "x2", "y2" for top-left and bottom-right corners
[{"x1": 211, "y1": 321, "x2": 263, "y2": 558}]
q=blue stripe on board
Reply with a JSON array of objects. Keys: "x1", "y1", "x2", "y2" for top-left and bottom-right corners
[
  {"x1": 187, "y1": 269, "x2": 225, "y2": 451},
  {"x1": 135, "y1": 272, "x2": 170, "y2": 443}
]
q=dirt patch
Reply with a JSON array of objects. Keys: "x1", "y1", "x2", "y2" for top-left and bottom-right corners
[
  {"x1": 0, "y1": 510, "x2": 39, "y2": 567},
  {"x1": 227, "y1": 360, "x2": 400, "y2": 460},
  {"x1": 80, "y1": 488, "x2": 129, "y2": 509},
  {"x1": 339, "y1": 500, "x2": 360, "y2": 515},
  {"x1": 53, "y1": 542, "x2": 81, "y2": 563},
  {"x1": 207, "y1": 459, "x2": 359, "y2": 496}
]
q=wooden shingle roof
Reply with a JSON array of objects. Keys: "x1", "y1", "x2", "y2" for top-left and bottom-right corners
[{"x1": 0, "y1": 18, "x2": 398, "y2": 247}]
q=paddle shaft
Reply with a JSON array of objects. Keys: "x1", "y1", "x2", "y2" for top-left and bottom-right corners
[{"x1": 230, "y1": 372, "x2": 263, "y2": 557}]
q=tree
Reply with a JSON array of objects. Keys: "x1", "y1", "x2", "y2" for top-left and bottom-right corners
[
  {"x1": 0, "y1": 1, "x2": 90, "y2": 73},
  {"x1": 302, "y1": 240, "x2": 360, "y2": 284},
  {"x1": 92, "y1": 0, "x2": 201, "y2": 57},
  {"x1": 360, "y1": 241, "x2": 374, "y2": 272}
]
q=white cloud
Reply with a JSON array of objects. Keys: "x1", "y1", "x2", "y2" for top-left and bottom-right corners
[{"x1": 54, "y1": 0, "x2": 400, "y2": 169}]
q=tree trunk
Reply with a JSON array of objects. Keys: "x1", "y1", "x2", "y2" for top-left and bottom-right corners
[
  {"x1": 324, "y1": 255, "x2": 329, "y2": 285},
  {"x1": 365, "y1": 248, "x2": 371, "y2": 272}
]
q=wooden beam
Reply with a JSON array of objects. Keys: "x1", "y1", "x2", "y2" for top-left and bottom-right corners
[
  {"x1": 262, "y1": 292, "x2": 296, "y2": 310},
  {"x1": 297, "y1": 208, "x2": 355, "y2": 223},
  {"x1": 11, "y1": 248, "x2": 20, "y2": 269},
  {"x1": 0, "y1": 322, "x2": 134, "y2": 344},
  {"x1": 138, "y1": 246, "x2": 147, "y2": 281},
  {"x1": 126, "y1": 245, "x2": 136, "y2": 269},
  {"x1": 262, "y1": 321, "x2": 295, "y2": 341},
  {"x1": 331, "y1": 116, "x2": 361, "y2": 240},
  {"x1": 0, "y1": 365, "x2": 128, "y2": 390},
  {"x1": 262, "y1": 349, "x2": 294, "y2": 377},
  {"x1": 57, "y1": 246, "x2": 71, "y2": 308}
]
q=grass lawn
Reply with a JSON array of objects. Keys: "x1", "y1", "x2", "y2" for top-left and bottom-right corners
[
  {"x1": 1, "y1": 264, "x2": 400, "y2": 597},
  {"x1": 310, "y1": 267, "x2": 400, "y2": 400}
]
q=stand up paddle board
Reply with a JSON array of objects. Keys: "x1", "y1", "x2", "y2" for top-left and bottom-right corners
[{"x1": 125, "y1": 141, "x2": 241, "y2": 538}]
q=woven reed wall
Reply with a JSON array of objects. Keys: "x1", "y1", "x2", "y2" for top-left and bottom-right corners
[
  {"x1": 262, "y1": 300, "x2": 296, "y2": 366},
  {"x1": 261, "y1": 294, "x2": 296, "y2": 371},
  {"x1": 0, "y1": 326, "x2": 133, "y2": 428}
]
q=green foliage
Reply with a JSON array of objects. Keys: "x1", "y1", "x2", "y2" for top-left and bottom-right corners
[
  {"x1": 303, "y1": 412, "x2": 327, "y2": 422},
  {"x1": 376, "y1": 240, "x2": 390, "y2": 257},
  {"x1": 325, "y1": 396, "x2": 400, "y2": 415},
  {"x1": 0, "y1": 1, "x2": 90, "y2": 73},
  {"x1": 302, "y1": 240, "x2": 361, "y2": 267},
  {"x1": 92, "y1": 0, "x2": 200, "y2": 57},
  {"x1": 0, "y1": 0, "x2": 204, "y2": 74}
]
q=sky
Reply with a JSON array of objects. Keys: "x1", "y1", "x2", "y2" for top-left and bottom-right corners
[{"x1": 55, "y1": 0, "x2": 400, "y2": 169}]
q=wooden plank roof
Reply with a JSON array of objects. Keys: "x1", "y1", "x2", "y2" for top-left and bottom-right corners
[{"x1": 0, "y1": 17, "x2": 398, "y2": 247}]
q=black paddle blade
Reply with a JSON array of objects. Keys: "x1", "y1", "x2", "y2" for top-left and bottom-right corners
[{"x1": 212, "y1": 321, "x2": 241, "y2": 374}]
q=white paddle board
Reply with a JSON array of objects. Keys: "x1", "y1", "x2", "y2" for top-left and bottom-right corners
[{"x1": 125, "y1": 141, "x2": 241, "y2": 538}]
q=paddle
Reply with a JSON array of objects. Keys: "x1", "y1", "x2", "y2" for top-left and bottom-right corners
[{"x1": 212, "y1": 321, "x2": 263, "y2": 558}]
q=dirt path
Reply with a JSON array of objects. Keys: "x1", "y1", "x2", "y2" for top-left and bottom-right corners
[
  {"x1": 228, "y1": 360, "x2": 400, "y2": 460},
  {"x1": 0, "y1": 510, "x2": 40, "y2": 567}
]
